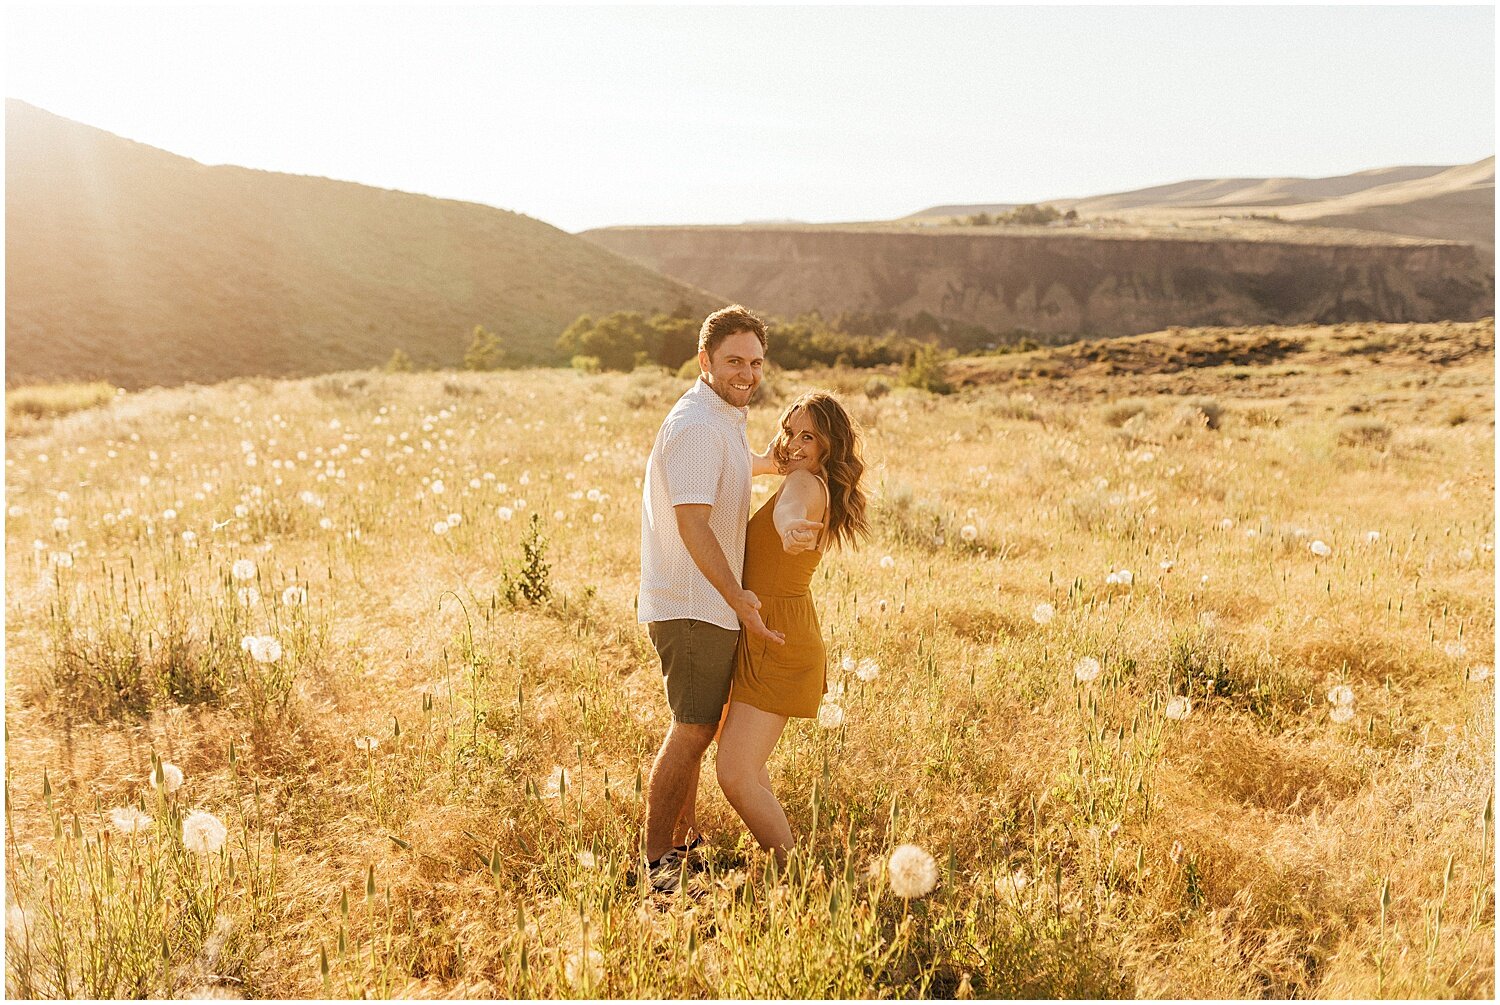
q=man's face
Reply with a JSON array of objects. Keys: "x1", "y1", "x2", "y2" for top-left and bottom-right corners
[{"x1": 699, "y1": 330, "x2": 764, "y2": 408}]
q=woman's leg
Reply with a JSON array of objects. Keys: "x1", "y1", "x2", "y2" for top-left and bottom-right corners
[{"x1": 715, "y1": 701, "x2": 793, "y2": 862}]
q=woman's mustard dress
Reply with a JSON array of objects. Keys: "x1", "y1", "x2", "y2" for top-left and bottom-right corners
[{"x1": 730, "y1": 480, "x2": 827, "y2": 718}]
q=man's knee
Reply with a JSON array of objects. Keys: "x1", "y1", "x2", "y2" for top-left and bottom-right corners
[{"x1": 668, "y1": 721, "x2": 716, "y2": 757}]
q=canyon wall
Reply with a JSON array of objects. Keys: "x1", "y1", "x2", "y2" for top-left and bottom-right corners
[{"x1": 585, "y1": 227, "x2": 1493, "y2": 337}]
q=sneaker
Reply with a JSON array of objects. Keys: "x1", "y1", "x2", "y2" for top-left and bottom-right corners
[{"x1": 644, "y1": 848, "x2": 684, "y2": 894}]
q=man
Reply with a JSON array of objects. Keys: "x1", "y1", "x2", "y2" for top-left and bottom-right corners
[{"x1": 638, "y1": 304, "x2": 819, "y2": 893}]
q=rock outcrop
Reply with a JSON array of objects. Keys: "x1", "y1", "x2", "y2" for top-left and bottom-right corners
[{"x1": 584, "y1": 227, "x2": 1494, "y2": 337}]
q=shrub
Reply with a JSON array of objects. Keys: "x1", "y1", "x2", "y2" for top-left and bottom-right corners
[
  {"x1": 462, "y1": 325, "x2": 505, "y2": 371},
  {"x1": 899, "y1": 344, "x2": 953, "y2": 395},
  {"x1": 384, "y1": 348, "x2": 414, "y2": 373},
  {"x1": 570, "y1": 355, "x2": 601, "y2": 375},
  {"x1": 1183, "y1": 396, "x2": 1223, "y2": 430},
  {"x1": 556, "y1": 312, "x2": 647, "y2": 372},
  {"x1": 503, "y1": 514, "x2": 552, "y2": 606},
  {"x1": 1101, "y1": 398, "x2": 1152, "y2": 427},
  {"x1": 864, "y1": 376, "x2": 892, "y2": 400},
  {"x1": 7, "y1": 382, "x2": 116, "y2": 419},
  {"x1": 1337, "y1": 417, "x2": 1392, "y2": 449}
]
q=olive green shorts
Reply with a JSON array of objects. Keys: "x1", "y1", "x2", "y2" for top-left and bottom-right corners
[{"x1": 648, "y1": 619, "x2": 740, "y2": 725}]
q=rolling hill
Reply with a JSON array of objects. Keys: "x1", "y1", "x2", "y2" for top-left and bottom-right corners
[
  {"x1": 905, "y1": 159, "x2": 1495, "y2": 254},
  {"x1": 4, "y1": 101, "x2": 719, "y2": 388}
]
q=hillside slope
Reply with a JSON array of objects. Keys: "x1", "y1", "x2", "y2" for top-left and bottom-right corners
[{"x1": 5, "y1": 101, "x2": 719, "y2": 388}]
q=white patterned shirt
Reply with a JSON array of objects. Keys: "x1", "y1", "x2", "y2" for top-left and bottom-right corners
[{"x1": 638, "y1": 377, "x2": 751, "y2": 631}]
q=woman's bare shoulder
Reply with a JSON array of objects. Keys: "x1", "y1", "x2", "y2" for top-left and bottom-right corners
[{"x1": 779, "y1": 469, "x2": 827, "y2": 515}]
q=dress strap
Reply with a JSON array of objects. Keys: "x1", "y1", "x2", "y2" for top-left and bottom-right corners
[{"x1": 814, "y1": 475, "x2": 831, "y2": 551}]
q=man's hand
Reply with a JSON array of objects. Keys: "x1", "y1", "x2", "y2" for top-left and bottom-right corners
[
  {"x1": 780, "y1": 518, "x2": 823, "y2": 555},
  {"x1": 732, "y1": 588, "x2": 785, "y2": 645}
]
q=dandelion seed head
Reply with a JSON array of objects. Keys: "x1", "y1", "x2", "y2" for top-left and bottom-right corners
[
  {"x1": 432, "y1": 520, "x2": 450, "y2": 535},
  {"x1": 543, "y1": 765, "x2": 571, "y2": 798},
  {"x1": 841, "y1": 655, "x2": 857, "y2": 673},
  {"x1": 231, "y1": 559, "x2": 257, "y2": 581},
  {"x1": 879, "y1": 555, "x2": 896, "y2": 569},
  {"x1": 1310, "y1": 540, "x2": 1332, "y2": 557},
  {"x1": 181, "y1": 810, "x2": 228, "y2": 855},
  {"x1": 446, "y1": 512, "x2": 462, "y2": 528},
  {"x1": 110, "y1": 806, "x2": 153, "y2": 837},
  {"x1": 1032, "y1": 603, "x2": 1055, "y2": 625},
  {"x1": 1073, "y1": 657, "x2": 1102, "y2": 683},
  {"x1": 1467, "y1": 664, "x2": 1491, "y2": 683},
  {"x1": 51, "y1": 516, "x2": 69, "y2": 533},
  {"x1": 577, "y1": 850, "x2": 598, "y2": 870},
  {"x1": 960, "y1": 524, "x2": 978, "y2": 543},
  {"x1": 282, "y1": 586, "x2": 307, "y2": 606},
  {"x1": 1365, "y1": 531, "x2": 1381, "y2": 543},
  {"x1": 887, "y1": 844, "x2": 938, "y2": 899},
  {"x1": 1329, "y1": 704, "x2": 1356, "y2": 724},
  {"x1": 855, "y1": 657, "x2": 881, "y2": 682},
  {"x1": 592, "y1": 512, "x2": 604, "y2": 524},
  {"x1": 249, "y1": 636, "x2": 282, "y2": 664},
  {"x1": 817, "y1": 703, "x2": 845, "y2": 729},
  {"x1": 564, "y1": 947, "x2": 604, "y2": 987},
  {"x1": 1164, "y1": 695, "x2": 1192, "y2": 721},
  {"x1": 1444, "y1": 640, "x2": 1468, "y2": 659},
  {"x1": 236, "y1": 586, "x2": 260, "y2": 607},
  {"x1": 1327, "y1": 685, "x2": 1355, "y2": 707},
  {"x1": 497, "y1": 506, "x2": 514, "y2": 521},
  {"x1": 155, "y1": 762, "x2": 185, "y2": 793},
  {"x1": 354, "y1": 735, "x2": 380, "y2": 751}
]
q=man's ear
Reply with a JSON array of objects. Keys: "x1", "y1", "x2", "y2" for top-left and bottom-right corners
[{"x1": 697, "y1": 349, "x2": 710, "y2": 374}]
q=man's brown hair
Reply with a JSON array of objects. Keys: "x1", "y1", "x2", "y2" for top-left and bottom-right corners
[{"x1": 698, "y1": 305, "x2": 768, "y2": 357}]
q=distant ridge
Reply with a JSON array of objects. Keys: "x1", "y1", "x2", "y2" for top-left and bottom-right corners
[
  {"x1": 905, "y1": 160, "x2": 1494, "y2": 253},
  {"x1": 4, "y1": 100, "x2": 720, "y2": 388}
]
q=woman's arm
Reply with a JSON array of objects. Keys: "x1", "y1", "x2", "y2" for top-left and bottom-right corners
[{"x1": 773, "y1": 469, "x2": 826, "y2": 554}]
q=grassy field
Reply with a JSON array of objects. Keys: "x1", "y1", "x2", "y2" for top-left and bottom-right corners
[{"x1": 3, "y1": 320, "x2": 1494, "y2": 998}]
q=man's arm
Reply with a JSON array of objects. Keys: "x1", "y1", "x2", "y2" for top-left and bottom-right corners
[
  {"x1": 674, "y1": 505, "x2": 785, "y2": 645},
  {"x1": 750, "y1": 442, "x2": 779, "y2": 477}
]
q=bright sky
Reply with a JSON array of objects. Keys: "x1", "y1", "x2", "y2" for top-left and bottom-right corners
[{"x1": 7, "y1": 4, "x2": 1495, "y2": 232}]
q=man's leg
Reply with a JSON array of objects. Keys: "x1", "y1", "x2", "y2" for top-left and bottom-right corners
[
  {"x1": 674, "y1": 699, "x2": 731, "y2": 846},
  {"x1": 644, "y1": 720, "x2": 715, "y2": 864},
  {"x1": 675, "y1": 766, "x2": 700, "y2": 848}
]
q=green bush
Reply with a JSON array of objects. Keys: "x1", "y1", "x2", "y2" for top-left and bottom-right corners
[
  {"x1": 899, "y1": 344, "x2": 953, "y2": 394},
  {"x1": 462, "y1": 325, "x2": 505, "y2": 370}
]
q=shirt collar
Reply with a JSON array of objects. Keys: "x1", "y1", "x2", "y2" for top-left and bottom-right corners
[{"x1": 688, "y1": 375, "x2": 748, "y2": 425}]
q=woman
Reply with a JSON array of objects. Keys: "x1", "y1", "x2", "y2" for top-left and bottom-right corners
[{"x1": 717, "y1": 391, "x2": 870, "y2": 865}]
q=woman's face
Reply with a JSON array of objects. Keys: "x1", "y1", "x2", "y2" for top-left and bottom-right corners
[{"x1": 779, "y1": 408, "x2": 824, "y2": 475}]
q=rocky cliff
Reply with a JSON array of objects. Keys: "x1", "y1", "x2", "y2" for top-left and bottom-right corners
[{"x1": 583, "y1": 227, "x2": 1493, "y2": 337}]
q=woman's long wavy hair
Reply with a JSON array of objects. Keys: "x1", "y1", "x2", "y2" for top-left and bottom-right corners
[{"x1": 771, "y1": 391, "x2": 870, "y2": 551}]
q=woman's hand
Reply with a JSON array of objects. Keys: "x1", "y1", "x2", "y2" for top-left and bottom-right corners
[{"x1": 779, "y1": 518, "x2": 823, "y2": 555}]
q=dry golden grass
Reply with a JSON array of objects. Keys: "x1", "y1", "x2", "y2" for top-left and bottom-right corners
[{"x1": 4, "y1": 321, "x2": 1494, "y2": 998}]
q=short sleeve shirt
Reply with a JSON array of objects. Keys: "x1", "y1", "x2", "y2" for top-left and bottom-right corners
[{"x1": 639, "y1": 377, "x2": 752, "y2": 630}]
